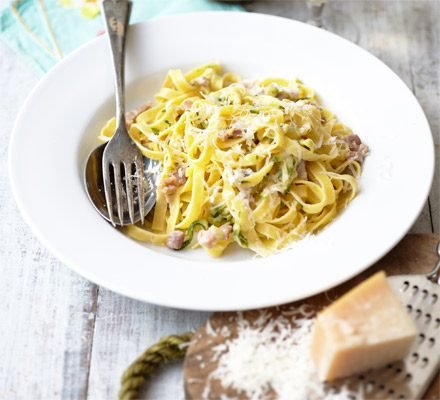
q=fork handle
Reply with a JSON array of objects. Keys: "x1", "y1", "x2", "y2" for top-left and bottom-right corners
[{"x1": 101, "y1": 0, "x2": 132, "y2": 129}]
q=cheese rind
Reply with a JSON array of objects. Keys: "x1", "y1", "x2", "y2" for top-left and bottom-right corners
[{"x1": 310, "y1": 271, "x2": 418, "y2": 381}]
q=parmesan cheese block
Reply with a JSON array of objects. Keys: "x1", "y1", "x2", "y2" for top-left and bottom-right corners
[{"x1": 310, "y1": 271, "x2": 418, "y2": 381}]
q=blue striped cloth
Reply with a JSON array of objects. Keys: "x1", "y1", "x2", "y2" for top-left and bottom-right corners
[{"x1": 0, "y1": 0, "x2": 242, "y2": 73}]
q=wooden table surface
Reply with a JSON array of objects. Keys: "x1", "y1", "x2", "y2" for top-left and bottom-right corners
[{"x1": 0, "y1": 1, "x2": 438, "y2": 399}]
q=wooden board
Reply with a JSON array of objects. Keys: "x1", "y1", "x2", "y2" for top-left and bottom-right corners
[{"x1": 184, "y1": 234, "x2": 440, "y2": 399}]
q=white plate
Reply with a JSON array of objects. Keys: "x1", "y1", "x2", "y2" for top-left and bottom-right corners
[{"x1": 9, "y1": 12, "x2": 434, "y2": 311}]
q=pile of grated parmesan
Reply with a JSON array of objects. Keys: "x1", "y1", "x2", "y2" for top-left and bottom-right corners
[{"x1": 202, "y1": 306, "x2": 353, "y2": 400}]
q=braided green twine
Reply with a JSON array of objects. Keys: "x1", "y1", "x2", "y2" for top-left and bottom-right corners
[{"x1": 118, "y1": 332, "x2": 194, "y2": 400}]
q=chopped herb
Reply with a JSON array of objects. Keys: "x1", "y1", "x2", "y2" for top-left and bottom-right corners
[
  {"x1": 208, "y1": 205, "x2": 232, "y2": 226},
  {"x1": 151, "y1": 127, "x2": 159, "y2": 134},
  {"x1": 299, "y1": 138, "x2": 314, "y2": 150},
  {"x1": 283, "y1": 155, "x2": 297, "y2": 194},
  {"x1": 250, "y1": 109, "x2": 259, "y2": 114},
  {"x1": 180, "y1": 220, "x2": 208, "y2": 249},
  {"x1": 165, "y1": 120, "x2": 171, "y2": 126},
  {"x1": 234, "y1": 229, "x2": 248, "y2": 247},
  {"x1": 265, "y1": 85, "x2": 279, "y2": 97}
]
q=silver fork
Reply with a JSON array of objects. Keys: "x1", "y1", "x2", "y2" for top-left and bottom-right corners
[{"x1": 101, "y1": 0, "x2": 145, "y2": 226}]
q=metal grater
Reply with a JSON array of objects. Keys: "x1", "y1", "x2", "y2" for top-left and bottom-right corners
[{"x1": 323, "y1": 243, "x2": 440, "y2": 400}]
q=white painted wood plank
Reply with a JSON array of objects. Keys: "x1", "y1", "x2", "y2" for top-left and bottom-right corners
[
  {"x1": 87, "y1": 288, "x2": 209, "y2": 399},
  {"x1": 0, "y1": 41, "x2": 97, "y2": 400},
  {"x1": 0, "y1": 190, "x2": 98, "y2": 400},
  {"x1": 245, "y1": 0, "x2": 309, "y2": 22},
  {"x1": 398, "y1": 0, "x2": 439, "y2": 232}
]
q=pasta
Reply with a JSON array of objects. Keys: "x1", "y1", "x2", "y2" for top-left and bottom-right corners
[{"x1": 99, "y1": 63, "x2": 369, "y2": 257}]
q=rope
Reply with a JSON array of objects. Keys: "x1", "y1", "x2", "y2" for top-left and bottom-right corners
[{"x1": 118, "y1": 332, "x2": 194, "y2": 400}]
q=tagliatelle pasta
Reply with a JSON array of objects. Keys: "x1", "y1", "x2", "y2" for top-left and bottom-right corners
[{"x1": 99, "y1": 63, "x2": 368, "y2": 257}]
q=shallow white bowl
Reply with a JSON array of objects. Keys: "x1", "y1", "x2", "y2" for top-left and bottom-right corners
[{"x1": 9, "y1": 12, "x2": 434, "y2": 310}]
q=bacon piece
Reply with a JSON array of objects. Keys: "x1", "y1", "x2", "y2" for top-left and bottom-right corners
[
  {"x1": 176, "y1": 99, "x2": 193, "y2": 119},
  {"x1": 219, "y1": 128, "x2": 243, "y2": 142},
  {"x1": 192, "y1": 76, "x2": 210, "y2": 88},
  {"x1": 276, "y1": 88, "x2": 299, "y2": 101},
  {"x1": 219, "y1": 224, "x2": 233, "y2": 240},
  {"x1": 160, "y1": 167, "x2": 187, "y2": 197},
  {"x1": 125, "y1": 101, "x2": 152, "y2": 126},
  {"x1": 197, "y1": 228, "x2": 218, "y2": 249},
  {"x1": 296, "y1": 160, "x2": 308, "y2": 180},
  {"x1": 180, "y1": 99, "x2": 193, "y2": 110},
  {"x1": 166, "y1": 231, "x2": 185, "y2": 250},
  {"x1": 197, "y1": 224, "x2": 232, "y2": 248},
  {"x1": 344, "y1": 134, "x2": 369, "y2": 162}
]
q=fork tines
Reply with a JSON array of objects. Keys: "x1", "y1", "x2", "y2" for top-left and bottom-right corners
[{"x1": 102, "y1": 156, "x2": 145, "y2": 226}]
